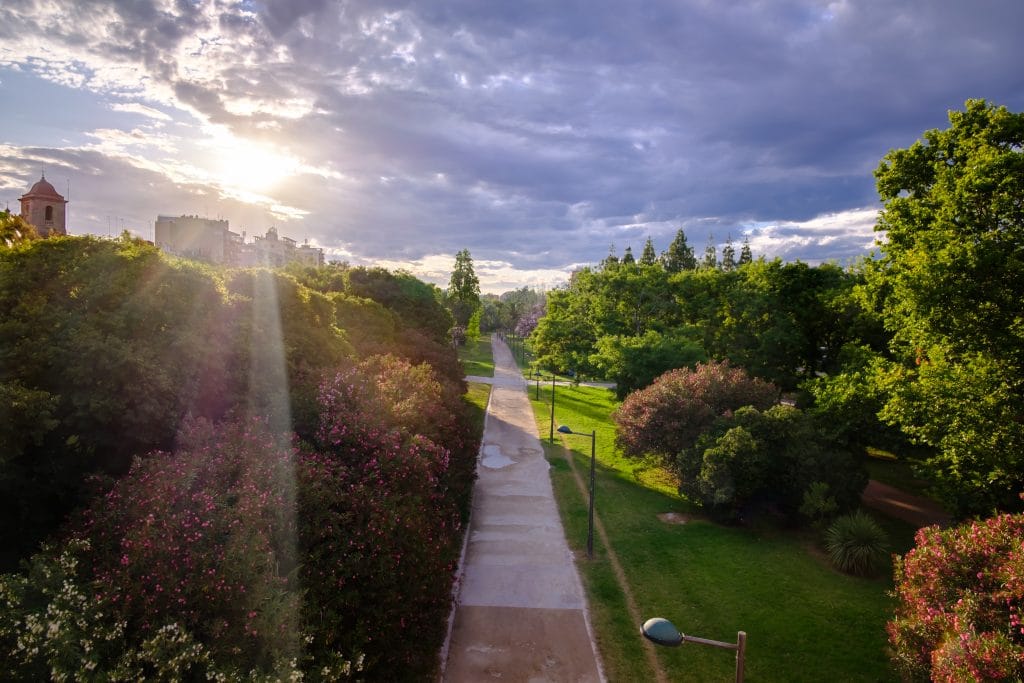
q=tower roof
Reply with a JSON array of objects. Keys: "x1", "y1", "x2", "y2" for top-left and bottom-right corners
[{"x1": 20, "y1": 174, "x2": 66, "y2": 202}]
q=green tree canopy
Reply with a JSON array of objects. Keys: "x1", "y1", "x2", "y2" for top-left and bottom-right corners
[
  {"x1": 639, "y1": 236, "x2": 657, "y2": 265},
  {"x1": 447, "y1": 248, "x2": 480, "y2": 330},
  {"x1": 661, "y1": 229, "x2": 697, "y2": 272},
  {"x1": 869, "y1": 99, "x2": 1024, "y2": 514}
]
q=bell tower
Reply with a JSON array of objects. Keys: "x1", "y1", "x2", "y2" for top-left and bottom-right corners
[{"x1": 19, "y1": 173, "x2": 67, "y2": 237}]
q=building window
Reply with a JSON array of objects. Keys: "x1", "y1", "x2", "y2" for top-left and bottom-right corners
[{"x1": 45, "y1": 206, "x2": 53, "y2": 221}]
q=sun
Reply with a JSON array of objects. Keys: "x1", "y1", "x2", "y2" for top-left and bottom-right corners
[{"x1": 212, "y1": 139, "x2": 299, "y2": 193}]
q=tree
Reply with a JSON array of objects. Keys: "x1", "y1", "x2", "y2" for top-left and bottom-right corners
[
  {"x1": 0, "y1": 210, "x2": 37, "y2": 247},
  {"x1": 639, "y1": 237, "x2": 658, "y2": 266},
  {"x1": 613, "y1": 360, "x2": 778, "y2": 465},
  {"x1": 869, "y1": 99, "x2": 1024, "y2": 515},
  {"x1": 446, "y1": 249, "x2": 480, "y2": 337},
  {"x1": 702, "y1": 234, "x2": 717, "y2": 269},
  {"x1": 720, "y1": 235, "x2": 736, "y2": 272},
  {"x1": 738, "y1": 236, "x2": 753, "y2": 265},
  {"x1": 661, "y1": 229, "x2": 697, "y2": 272},
  {"x1": 679, "y1": 405, "x2": 866, "y2": 521},
  {"x1": 888, "y1": 511, "x2": 1024, "y2": 681},
  {"x1": 589, "y1": 328, "x2": 707, "y2": 399}
]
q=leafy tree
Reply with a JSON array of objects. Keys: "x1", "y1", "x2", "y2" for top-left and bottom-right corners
[
  {"x1": 614, "y1": 360, "x2": 778, "y2": 465},
  {"x1": 639, "y1": 236, "x2": 658, "y2": 265},
  {"x1": 0, "y1": 210, "x2": 37, "y2": 247},
  {"x1": 720, "y1": 235, "x2": 736, "y2": 272},
  {"x1": 530, "y1": 275, "x2": 600, "y2": 375},
  {"x1": 446, "y1": 249, "x2": 480, "y2": 339},
  {"x1": 590, "y1": 329, "x2": 707, "y2": 399},
  {"x1": 889, "y1": 511, "x2": 1024, "y2": 681},
  {"x1": 803, "y1": 344, "x2": 906, "y2": 451},
  {"x1": 869, "y1": 99, "x2": 1024, "y2": 515},
  {"x1": 679, "y1": 405, "x2": 866, "y2": 521},
  {"x1": 661, "y1": 228, "x2": 697, "y2": 272},
  {"x1": 347, "y1": 266, "x2": 452, "y2": 344}
]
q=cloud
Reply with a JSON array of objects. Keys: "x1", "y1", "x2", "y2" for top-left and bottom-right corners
[{"x1": 1, "y1": 0, "x2": 1022, "y2": 291}]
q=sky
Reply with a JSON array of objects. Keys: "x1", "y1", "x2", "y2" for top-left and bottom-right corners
[{"x1": 1, "y1": 1, "x2": 1022, "y2": 293}]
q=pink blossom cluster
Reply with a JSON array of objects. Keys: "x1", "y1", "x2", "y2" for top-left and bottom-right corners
[
  {"x1": 889, "y1": 512, "x2": 1024, "y2": 681},
  {"x1": 78, "y1": 415, "x2": 299, "y2": 669},
  {"x1": 297, "y1": 356, "x2": 467, "y2": 677}
]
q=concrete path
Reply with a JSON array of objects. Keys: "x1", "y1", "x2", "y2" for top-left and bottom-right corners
[
  {"x1": 862, "y1": 479, "x2": 953, "y2": 528},
  {"x1": 443, "y1": 337, "x2": 604, "y2": 682}
]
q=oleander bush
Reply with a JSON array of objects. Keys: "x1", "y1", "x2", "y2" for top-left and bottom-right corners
[
  {"x1": 299, "y1": 360, "x2": 465, "y2": 680},
  {"x1": 0, "y1": 416, "x2": 357, "y2": 680},
  {"x1": 888, "y1": 512, "x2": 1024, "y2": 681}
]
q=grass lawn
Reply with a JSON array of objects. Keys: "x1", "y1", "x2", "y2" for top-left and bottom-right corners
[
  {"x1": 458, "y1": 336, "x2": 495, "y2": 377},
  {"x1": 529, "y1": 383, "x2": 903, "y2": 682},
  {"x1": 462, "y1": 381, "x2": 491, "y2": 435}
]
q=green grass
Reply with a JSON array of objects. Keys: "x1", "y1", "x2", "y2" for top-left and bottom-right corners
[
  {"x1": 463, "y1": 382, "x2": 492, "y2": 435},
  {"x1": 529, "y1": 384, "x2": 900, "y2": 682},
  {"x1": 458, "y1": 336, "x2": 495, "y2": 377}
]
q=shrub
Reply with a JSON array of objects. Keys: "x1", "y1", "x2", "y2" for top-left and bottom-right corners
[
  {"x1": 0, "y1": 417, "x2": 359, "y2": 680},
  {"x1": 800, "y1": 481, "x2": 839, "y2": 529},
  {"x1": 889, "y1": 513, "x2": 1024, "y2": 681},
  {"x1": 79, "y1": 415, "x2": 302, "y2": 673},
  {"x1": 299, "y1": 362, "x2": 466, "y2": 680},
  {"x1": 614, "y1": 360, "x2": 778, "y2": 463},
  {"x1": 679, "y1": 405, "x2": 866, "y2": 521},
  {"x1": 825, "y1": 510, "x2": 889, "y2": 576}
]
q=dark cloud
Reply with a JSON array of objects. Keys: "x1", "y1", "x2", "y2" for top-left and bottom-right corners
[{"x1": 2, "y1": 0, "x2": 1023, "y2": 287}]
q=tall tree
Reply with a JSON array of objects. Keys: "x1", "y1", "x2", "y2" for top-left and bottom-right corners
[
  {"x1": 739, "y1": 236, "x2": 753, "y2": 265},
  {"x1": 702, "y1": 234, "x2": 718, "y2": 270},
  {"x1": 661, "y1": 228, "x2": 697, "y2": 272},
  {"x1": 721, "y1": 235, "x2": 736, "y2": 271},
  {"x1": 639, "y1": 236, "x2": 658, "y2": 265},
  {"x1": 446, "y1": 248, "x2": 480, "y2": 331},
  {"x1": 869, "y1": 99, "x2": 1024, "y2": 514}
]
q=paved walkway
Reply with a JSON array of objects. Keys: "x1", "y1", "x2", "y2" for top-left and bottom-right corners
[
  {"x1": 443, "y1": 337, "x2": 604, "y2": 682},
  {"x1": 862, "y1": 479, "x2": 953, "y2": 528}
]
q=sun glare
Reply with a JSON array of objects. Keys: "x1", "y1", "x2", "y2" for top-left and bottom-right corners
[{"x1": 212, "y1": 140, "x2": 299, "y2": 193}]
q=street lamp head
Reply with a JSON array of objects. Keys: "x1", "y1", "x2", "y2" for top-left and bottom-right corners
[
  {"x1": 557, "y1": 424, "x2": 574, "y2": 434},
  {"x1": 641, "y1": 617, "x2": 684, "y2": 647}
]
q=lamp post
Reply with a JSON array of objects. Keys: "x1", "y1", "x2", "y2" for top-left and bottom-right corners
[
  {"x1": 556, "y1": 424, "x2": 597, "y2": 559},
  {"x1": 641, "y1": 618, "x2": 747, "y2": 683},
  {"x1": 549, "y1": 374, "x2": 556, "y2": 443}
]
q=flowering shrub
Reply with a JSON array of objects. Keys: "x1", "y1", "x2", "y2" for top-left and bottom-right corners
[
  {"x1": 318, "y1": 353, "x2": 478, "y2": 518},
  {"x1": 77, "y1": 416, "x2": 301, "y2": 672},
  {"x1": 0, "y1": 417, "x2": 357, "y2": 679},
  {"x1": 889, "y1": 512, "x2": 1024, "y2": 681},
  {"x1": 300, "y1": 361, "x2": 464, "y2": 679},
  {"x1": 614, "y1": 360, "x2": 778, "y2": 463}
]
